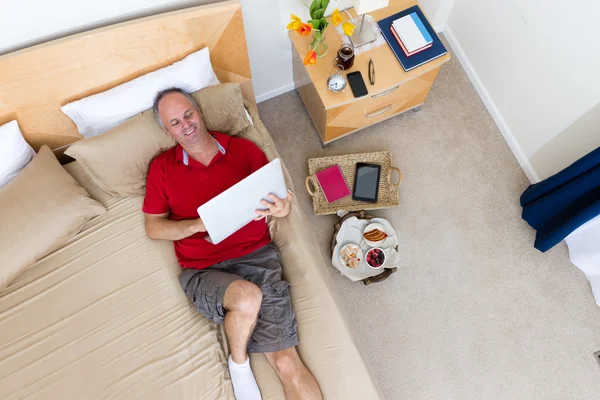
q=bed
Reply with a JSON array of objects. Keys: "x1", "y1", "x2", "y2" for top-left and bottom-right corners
[{"x1": 0, "y1": 1, "x2": 382, "y2": 399}]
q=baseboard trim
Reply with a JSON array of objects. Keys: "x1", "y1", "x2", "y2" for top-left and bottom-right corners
[
  {"x1": 443, "y1": 25, "x2": 540, "y2": 184},
  {"x1": 255, "y1": 82, "x2": 296, "y2": 104}
]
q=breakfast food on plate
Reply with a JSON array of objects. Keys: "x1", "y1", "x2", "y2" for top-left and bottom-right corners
[
  {"x1": 366, "y1": 248, "x2": 385, "y2": 268},
  {"x1": 340, "y1": 244, "x2": 361, "y2": 269},
  {"x1": 364, "y1": 228, "x2": 388, "y2": 242}
]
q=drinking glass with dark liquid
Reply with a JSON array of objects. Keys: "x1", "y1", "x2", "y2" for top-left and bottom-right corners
[{"x1": 334, "y1": 43, "x2": 355, "y2": 71}]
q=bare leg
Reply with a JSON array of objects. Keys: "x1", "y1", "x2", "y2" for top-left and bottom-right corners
[
  {"x1": 223, "y1": 280, "x2": 262, "y2": 363},
  {"x1": 223, "y1": 280, "x2": 263, "y2": 400},
  {"x1": 265, "y1": 347, "x2": 322, "y2": 400}
]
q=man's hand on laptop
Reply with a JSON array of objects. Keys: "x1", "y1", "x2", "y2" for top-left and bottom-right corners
[{"x1": 255, "y1": 191, "x2": 293, "y2": 220}]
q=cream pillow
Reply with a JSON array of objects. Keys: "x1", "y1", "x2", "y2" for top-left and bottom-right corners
[
  {"x1": 191, "y1": 83, "x2": 251, "y2": 135},
  {"x1": 66, "y1": 83, "x2": 251, "y2": 197},
  {"x1": 0, "y1": 146, "x2": 105, "y2": 289},
  {"x1": 65, "y1": 109, "x2": 175, "y2": 197}
]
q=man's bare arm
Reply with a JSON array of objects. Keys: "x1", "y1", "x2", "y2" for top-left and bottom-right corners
[{"x1": 145, "y1": 213, "x2": 206, "y2": 241}]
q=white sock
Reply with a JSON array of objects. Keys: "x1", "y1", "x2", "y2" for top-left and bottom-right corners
[{"x1": 228, "y1": 354, "x2": 262, "y2": 400}]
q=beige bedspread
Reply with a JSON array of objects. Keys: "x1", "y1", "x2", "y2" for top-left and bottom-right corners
[
  {"x1": 0, "y1": 169, "x2": 235, "y2": 399},
  {"x1": 0, "y1": 112, "x2": 381, "y2": 400}
]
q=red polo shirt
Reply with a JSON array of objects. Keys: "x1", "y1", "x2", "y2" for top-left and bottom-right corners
[{"x1": 143, "y1": 132, "x2": 271, "y2": 270}]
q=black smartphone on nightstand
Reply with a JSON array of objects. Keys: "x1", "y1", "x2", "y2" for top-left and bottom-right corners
[{"x1": 347, "y1": 71, "x2": 368, "y2": 98}]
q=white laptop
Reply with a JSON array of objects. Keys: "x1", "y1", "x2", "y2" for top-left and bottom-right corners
[{"x1": 197, "y1": 158, "x2": 288, "y2": 244}]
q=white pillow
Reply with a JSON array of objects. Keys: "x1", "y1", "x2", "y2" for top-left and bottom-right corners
[
  {"x1": 61, "y1": 47, "x2": 220, "y2": 138},
  {"x1": 244, "y1": 107, "x2": 254, "y2": 126},
  {"x1": 0, "y1": 121, "x2": 36, "y2": 188}
]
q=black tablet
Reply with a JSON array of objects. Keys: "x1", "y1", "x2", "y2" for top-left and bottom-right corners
[{"x1": 352, "y1": 163, "x2": 381, "y2": 203}]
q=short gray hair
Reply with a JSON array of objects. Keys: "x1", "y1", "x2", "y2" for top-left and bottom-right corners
[{"x1": 152, "y1": 88, "x2": 200, "y2": 129}]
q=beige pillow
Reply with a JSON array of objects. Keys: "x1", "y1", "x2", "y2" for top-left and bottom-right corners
[
  {"x1": 239, "y1": 99, "x2": 273, "y2": 151},
  {"x1": 191, "y1": 83, "x2": 251, "y2": 135},
  {"x1": 65, "y1": 83, "x2": 250, "y2": 197},
  {"x1": 65, "y1": 109, "x2": 175, "y2": 196},
  {"x1": 0, "y1": 146, "x2": 105, "y2": 289}
]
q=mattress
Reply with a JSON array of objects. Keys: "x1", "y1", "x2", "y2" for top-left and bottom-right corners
[
  {"x1": 0, "y1": 120, "x2": 382, "y2": 399},
  {"x1": 0, "y1": 162, "x2": 235, "y2": 399}
]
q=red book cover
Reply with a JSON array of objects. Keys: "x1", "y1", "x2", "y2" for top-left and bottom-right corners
[
  {"x1": 390, "y1": 26, "x2": 432, "y2": 57},
  {"x1": 315, "y1": 165, "x2": 351, "y2": 203}
]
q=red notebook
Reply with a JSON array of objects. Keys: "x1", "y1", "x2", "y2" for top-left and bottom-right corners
[
  {"x1": 315, "y1": 165, "x2": 351, "y2": 203},
  {"x1": 390, "y1": 26, "x2": 432, "y2": 57}
]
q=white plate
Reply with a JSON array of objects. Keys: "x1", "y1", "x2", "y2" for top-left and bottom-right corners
[
  {"x1": 339, "y1": 243, "x2": 364, "y2": 270},
  {"x1": 363, "y1": 222, "x2": 388, "y2": 247}
]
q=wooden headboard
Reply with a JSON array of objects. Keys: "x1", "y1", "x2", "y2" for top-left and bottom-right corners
[{"x1": 0, "y1": 0, "x2": 254, "y2": 151}]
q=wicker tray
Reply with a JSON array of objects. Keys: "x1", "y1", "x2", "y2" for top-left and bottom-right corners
[{"x1": 305, "y1": 151, "x2": 402, "y2": 215}]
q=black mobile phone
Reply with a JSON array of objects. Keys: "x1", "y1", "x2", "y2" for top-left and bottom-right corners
[
  {"x1": 347, "y1": 71, "x2": 368, "y2": 98},
  {"x1": 352, "y1": 163, "x2": 381, "y2": 203}
]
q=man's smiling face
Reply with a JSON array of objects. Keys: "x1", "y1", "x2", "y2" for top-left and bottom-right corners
[{"x1": 158, "y1": 92, "x2": 205, "y2": 146}]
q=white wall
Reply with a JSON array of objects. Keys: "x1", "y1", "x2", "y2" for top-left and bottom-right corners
[
  {"x1": 0, "y1": 0, "x2": 453, "y2": 104},
  {"x1": 445, "y1": 0, "x2": 600, "y2": 181},
  {"x1": 0, "y1": 0, "x2": 223, "y2": 53},
  {"x1": 419, "y1": 0, "x2": 455, "y2": 31}
]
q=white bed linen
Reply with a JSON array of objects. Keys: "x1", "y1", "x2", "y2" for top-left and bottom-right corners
[{"x1": 565, "y1": 214, "x2": 600, "y2": 305}]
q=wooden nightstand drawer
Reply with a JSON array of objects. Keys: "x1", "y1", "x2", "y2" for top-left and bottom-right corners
[{"x1": 323, "y1": 68, "x2": 439, "y2": 142}]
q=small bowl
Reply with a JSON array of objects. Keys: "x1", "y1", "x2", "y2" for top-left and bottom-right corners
[
  {"x1": 363, "y1": 223, "x2": 388, "y2": 247},
  {"x1": 339, "y1": 243, "x2": 363, "y2": 270},
  {"x1": 365, "y1": 247, "x2": 386, "y2": 269}
]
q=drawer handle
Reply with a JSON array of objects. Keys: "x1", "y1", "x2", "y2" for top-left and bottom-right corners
[
  {"x1": 371, "y1": 85, "x2": 399, "y2": 98},
  {"x1": 365, "y1": 105, "x2": 392, "y2": 118}
]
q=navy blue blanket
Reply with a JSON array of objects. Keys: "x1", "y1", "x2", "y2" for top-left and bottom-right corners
[{"x1": 520, "y1": 146, "x2": 600, "y2": 252}]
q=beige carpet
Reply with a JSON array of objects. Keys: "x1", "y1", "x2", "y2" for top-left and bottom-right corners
[{"x1": 258, "y1": 35, "x2": 600, "y2": 400}]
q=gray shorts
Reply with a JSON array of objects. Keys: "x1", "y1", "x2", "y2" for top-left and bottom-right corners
[{"x1": 179, "y1": 243, "x2": 299, "y2": 353}]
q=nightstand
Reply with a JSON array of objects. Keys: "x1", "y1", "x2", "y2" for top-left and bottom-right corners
[{"x1": 290, "y1": 0, "x2": 450, "y2": 145}]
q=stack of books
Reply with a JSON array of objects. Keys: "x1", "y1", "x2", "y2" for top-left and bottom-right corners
[
  {"x1": 377, "y1": 5, "x2": 447, "y2": 72},
  {"x1": 390, "y1": 12, "x2": 433, "y2": 57}
]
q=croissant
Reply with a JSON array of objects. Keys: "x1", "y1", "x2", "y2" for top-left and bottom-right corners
[{"x1": 364, "y1": 228, "x2": 387, "y2": 242}]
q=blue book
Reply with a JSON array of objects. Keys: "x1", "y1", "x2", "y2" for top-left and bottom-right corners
[
  {"x1": 378, "y1": 6, "x2": 447, "y2": 72},
  {"x1": 410, "y1": 12, "x2": 433, "y2": 44}
]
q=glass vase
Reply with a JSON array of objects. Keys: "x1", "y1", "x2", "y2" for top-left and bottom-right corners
[{"x1": 309, "y1": 32, "x2": 328, "y2": 58}]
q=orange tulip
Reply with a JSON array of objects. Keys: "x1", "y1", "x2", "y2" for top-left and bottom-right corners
[
  {"x1": 297, "y1": 23, "x2": 313, "y2": 36},
  {"x1": 304, "y1": 50, "x2": 317, "y2": 66}
]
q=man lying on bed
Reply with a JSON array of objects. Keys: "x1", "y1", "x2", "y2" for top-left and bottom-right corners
[{"x1": 143, "y1": 88, "x2": 322, "y2": 400}]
